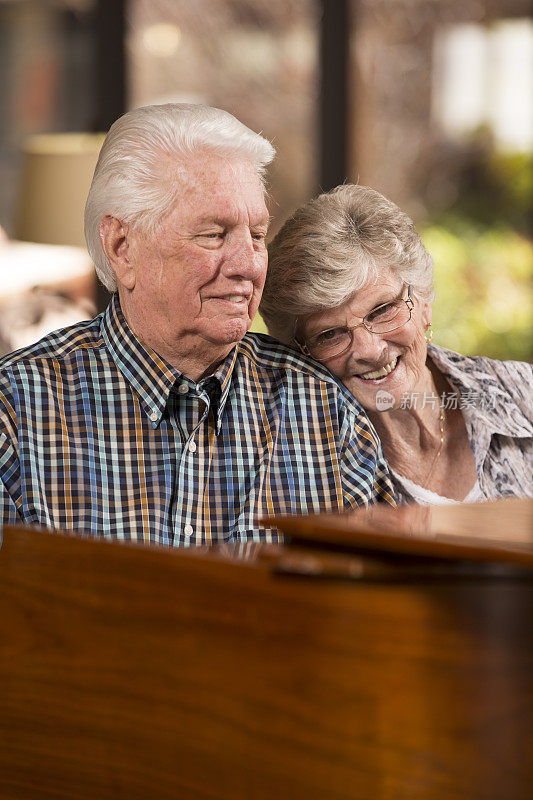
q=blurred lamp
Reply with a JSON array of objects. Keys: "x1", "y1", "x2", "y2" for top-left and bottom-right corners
[{"x1": 14, "y1": 132, "x2": 105, "y2": 248}]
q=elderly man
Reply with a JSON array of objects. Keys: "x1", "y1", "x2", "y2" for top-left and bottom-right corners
[{"x1": 0, "y1": 104, "x2": 395, "y2": 544}]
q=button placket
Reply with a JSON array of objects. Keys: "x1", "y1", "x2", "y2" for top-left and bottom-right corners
[{"x1": 174, "y1": 385, "x2": 210, "y2": 545}]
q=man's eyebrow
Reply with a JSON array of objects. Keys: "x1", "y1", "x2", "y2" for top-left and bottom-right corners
[
  {"x1": 192, "y1": 213, "x2": 271, "y2": 227},
  {"x1": 191, "y1": 215, "x2": 226, "y2": 227}
]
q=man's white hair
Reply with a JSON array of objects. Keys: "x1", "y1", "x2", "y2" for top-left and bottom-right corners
[{"x1": 84, "y1": 103, "x2": 275, "y2": 291}]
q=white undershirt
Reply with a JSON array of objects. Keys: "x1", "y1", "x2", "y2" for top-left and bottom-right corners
[{"x1": 391, "y1": 470, "x2": 484, "y2": 506}]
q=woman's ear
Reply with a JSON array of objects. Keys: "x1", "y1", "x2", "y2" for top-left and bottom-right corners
[
  {"x1": 99, "y1": 215, "x2": 136, "y2": 290},
  {"x1": 421, "y1": 302, "x2": 433, "y2": 330}
]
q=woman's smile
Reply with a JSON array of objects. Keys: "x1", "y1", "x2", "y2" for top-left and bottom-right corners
[{"x1": 356, "y1": 356, "x2": 399, "y2": 381}]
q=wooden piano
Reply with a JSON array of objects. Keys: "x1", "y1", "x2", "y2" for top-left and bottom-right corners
[{"x1": 1, "y1": 497, "x2": 532, "y2": 799}]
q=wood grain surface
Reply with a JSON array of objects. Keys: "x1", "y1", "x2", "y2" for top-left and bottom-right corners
[{"x1": 1, "y1": 525, "x2": 532, "y2": 800}]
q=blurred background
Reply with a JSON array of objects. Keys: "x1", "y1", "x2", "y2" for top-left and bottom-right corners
[{"x1": 0, "y1": 0, "x2": 531, "y2": 360}]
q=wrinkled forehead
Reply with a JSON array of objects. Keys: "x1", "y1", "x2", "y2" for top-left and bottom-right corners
[{"x1": 172, "y1": 151, "x2": 268, "y2": 218}]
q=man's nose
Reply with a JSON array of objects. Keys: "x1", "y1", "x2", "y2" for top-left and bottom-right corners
[{"x1": 222, "y1": 230, "x2": 262, "y2": 277}]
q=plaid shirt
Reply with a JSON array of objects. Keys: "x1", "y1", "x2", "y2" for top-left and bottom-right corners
[{"x1": 0, "y1": 294, "x2": 395, "y2": 545}]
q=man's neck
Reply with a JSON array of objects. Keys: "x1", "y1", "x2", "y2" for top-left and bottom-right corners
[
  {"x1": 174, "y1": 348, "x2": 234, "y2": 382},
  {"x1": 137, "y1": 328, "x2": 234, "y2": 382},
  {"x1": 116, "y1": 289, "x2": 240, "y2": 381}
]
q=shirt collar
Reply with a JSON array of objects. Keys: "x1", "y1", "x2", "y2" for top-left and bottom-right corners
[
  {"x1": 101, "y1": 294, "x2": 240, "y2": 429},
  {"x1": 428, "y1": 344, "x2": 532, "y2": 438},
  {"x1": 100, "y1": 294, "x2": 181, "y2": 426},
  {"x1": 197, "y1": 344, "x2": 239, "y2": 434}
]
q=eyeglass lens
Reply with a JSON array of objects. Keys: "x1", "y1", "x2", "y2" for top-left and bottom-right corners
[{"x1": 308, "y1": 297, "x2": 412, "y2": 358}]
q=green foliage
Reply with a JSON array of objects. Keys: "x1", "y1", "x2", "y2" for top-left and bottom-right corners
[
  {"x1": 421, "y1": 220, "x2": 533, "y2": 362},
  {"x1": 447, "y1": 151, "x2": 532, "y2": 233},
  {"x1": 484, "y1": 152, "x2": 533, "y2": 233},
  {"x1": 420, "y1": 146, "x2": 532, "y2": 362}
]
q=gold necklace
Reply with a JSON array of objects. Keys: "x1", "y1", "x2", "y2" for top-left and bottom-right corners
[{"x1": 423, "y1": 403, "x2": 445, "y2": 488}]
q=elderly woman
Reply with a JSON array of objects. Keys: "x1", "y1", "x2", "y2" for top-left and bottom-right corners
[{"x1": 260, "y1": 185, "x2": 532, "y2": 504}]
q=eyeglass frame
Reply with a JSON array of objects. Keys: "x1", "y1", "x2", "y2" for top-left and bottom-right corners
[{"x1": 294, "y1": 284, "x2": 415, "y2": 362}]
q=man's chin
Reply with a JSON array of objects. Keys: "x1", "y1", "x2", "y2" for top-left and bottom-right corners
[{"x1": 208, "y1": 317, "x2": 251, "y2": 346}]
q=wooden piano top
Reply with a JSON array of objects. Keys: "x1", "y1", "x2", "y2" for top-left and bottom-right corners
[
  {"x1": 267, "y1": 496, "x2": 533, "y2": 568},
  {"x1": 1, "y1": 497, "x2": 532, "y2": 799}
]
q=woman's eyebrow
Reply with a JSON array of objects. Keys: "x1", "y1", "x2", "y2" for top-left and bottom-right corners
[
  {"x1": 305, "y1": 285, "x2": 405, "y2": 338},
  {"x1": 367, "y1": 286, "x2": 405, "y2": 310},
  {"x1": 306, "y1": 318, "x2": 345, "y2": 337}
]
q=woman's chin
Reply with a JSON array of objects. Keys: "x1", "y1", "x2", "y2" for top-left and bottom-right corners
[{"x1": 346, "y1": 374, "x2": 405, "y2": 413}]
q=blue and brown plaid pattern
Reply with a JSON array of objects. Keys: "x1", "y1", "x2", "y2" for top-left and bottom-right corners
[{"x1": 0, "y1": 295, "x2": 395, "y2": 544}]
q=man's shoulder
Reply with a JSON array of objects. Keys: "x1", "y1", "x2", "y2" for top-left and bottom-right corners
[
  {"x1": 238, "y1": 332, "x2": 345, "y2": 384},
  {"x1": 0, "y1": 316, "x2": 104, "y2": 375},
  {"x1": 236, "y1": 333, "x2": 366, "y2": 414}
]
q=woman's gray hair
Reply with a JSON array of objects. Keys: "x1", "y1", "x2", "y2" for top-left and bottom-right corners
[
  {"x1": 260, "y1": 184, "x2": 434, "y2": 344},
  {"x1": 84, "y1": 103, "x2": 275, "y2": 291}
]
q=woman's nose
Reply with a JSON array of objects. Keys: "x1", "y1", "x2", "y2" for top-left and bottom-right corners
[{"x1": 347, "y1": 324, "x2": 388, "y2": 360}]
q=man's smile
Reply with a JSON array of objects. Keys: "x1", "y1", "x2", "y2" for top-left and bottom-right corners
[{"x1": 218, "y1": 294, "x2": 248, "y2": 303}]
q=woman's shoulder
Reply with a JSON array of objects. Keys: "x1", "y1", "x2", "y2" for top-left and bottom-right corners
[
  {"x1": 429, "y1": 343, "x2": 531, "y2": 382},
  {"x1": 429, "y1": 344, "x2": 532, "y2": 424}
]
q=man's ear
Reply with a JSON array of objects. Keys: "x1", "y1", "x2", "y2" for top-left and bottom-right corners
[{"x1": 99, "y1": 215, "x2": 136, "y2": 290}]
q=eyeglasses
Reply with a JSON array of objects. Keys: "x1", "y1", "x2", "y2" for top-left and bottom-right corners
[{"x1": 297, "y1": 285, "x2": 414, "y2": 362}]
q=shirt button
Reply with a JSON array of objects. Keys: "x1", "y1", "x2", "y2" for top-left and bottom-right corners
[
  {"x1": 150, "y1": 411, "x2": 158, "y2": 422},
  {"x1": 177, "y1": 382, "x2": 189, "y2": 395},
  {"x1": 184, "y1": 524, "x2": 193, "y2": 537},
  {"x1": 188, "y1": 441, "x2": 197, "y2": 453}
]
